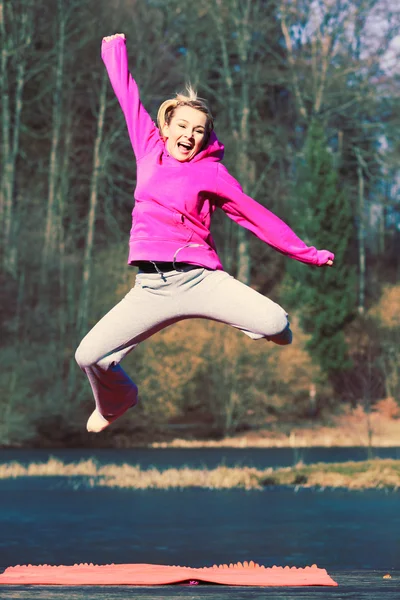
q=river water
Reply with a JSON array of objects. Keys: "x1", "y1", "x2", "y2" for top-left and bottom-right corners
[{"x1": 0, "y1": 448, "x2": 399, "y2": 572}]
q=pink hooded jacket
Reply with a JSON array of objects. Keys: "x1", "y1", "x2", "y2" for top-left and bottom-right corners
[{"x1": 102, "y1": 37, "x2": 334, "y2": 270}]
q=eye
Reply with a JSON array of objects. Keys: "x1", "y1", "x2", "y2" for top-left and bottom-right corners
[{"x1": 178, "y1": 124, "x2": 186, "y2": 129}]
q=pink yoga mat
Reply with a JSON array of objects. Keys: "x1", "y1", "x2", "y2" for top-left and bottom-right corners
[{"x1": 0, "y1": 561, "x2": 338, "y2": 586}]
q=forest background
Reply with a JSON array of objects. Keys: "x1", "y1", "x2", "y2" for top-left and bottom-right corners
[{"x1": 1, "y1": 0, "x2": 399, "y2": 448}]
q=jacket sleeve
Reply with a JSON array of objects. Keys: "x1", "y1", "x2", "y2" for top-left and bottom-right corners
[
  {"x1": 215, "y1": 164, "x2": 334, "y2": 266},
  {"x1": 101, "y1": 37, "x2": 159, "y2": 159}
]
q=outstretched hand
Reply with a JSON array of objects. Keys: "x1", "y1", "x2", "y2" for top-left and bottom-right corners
[
  {"x1": 103, "y1": 33, "x2": 125, "y2": 43},
  {"x1": 325, "y1": 259, "x2": 334, "y2": 267}
]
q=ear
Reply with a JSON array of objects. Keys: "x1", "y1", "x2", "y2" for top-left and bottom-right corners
[{"x1": 162, "y1": 122, "x2": 170, "y2": 139}]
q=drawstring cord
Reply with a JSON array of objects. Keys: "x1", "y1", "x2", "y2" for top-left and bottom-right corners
[
  {"x1": 150, "y1": 261, "x2": 167, "y2": 281},
  {"x1": 172, "y1": 243, "x2": 202, "y2": 270},
  {"x1": 149, "y1": 243, "x2": 204, "y2": 280}
]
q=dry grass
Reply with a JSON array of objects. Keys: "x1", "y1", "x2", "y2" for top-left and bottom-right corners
[
  {"x1": 0, "y1": 458, "x2": 399, "y2": 490},
  {"x1": 151, "y1": 409, "x2": 400, "y2": 448}
]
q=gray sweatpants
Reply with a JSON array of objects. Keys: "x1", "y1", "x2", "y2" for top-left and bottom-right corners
[{"x1": 75, "y1": 267, "x2": 289, "y2": 417}]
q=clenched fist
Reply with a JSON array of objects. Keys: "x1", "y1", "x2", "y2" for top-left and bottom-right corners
[{"x1": 103, "y1": 33, "x2": 125, "y2": 43}]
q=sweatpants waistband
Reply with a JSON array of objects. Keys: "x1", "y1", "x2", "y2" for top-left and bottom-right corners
[{"x1": 135, "y1": 261, "x2": 199, "y2": 273}]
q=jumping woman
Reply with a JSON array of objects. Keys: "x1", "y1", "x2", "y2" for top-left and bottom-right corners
[{"x1": 75, "y1": 33, "x2": 334, "y2": 433}]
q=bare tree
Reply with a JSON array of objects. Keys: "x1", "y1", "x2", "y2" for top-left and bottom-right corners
[
  {"x1": 0, "y1": 0, "x2": 33, "y2": 275},
  {"x1": 209, "y1": 0, "x2": 286, "y2": 283},
  {"x1": 211, "y1": 0, "x2": 254, "y2": 283},
  {"x1": 41, "y1": 0, "x2": 66, "y2": 281},
  {"x1": 163, "y1": 0, "x2": 285, "y2": 283},
  {"x1": 355, "y1": 147, "x2": 366, "y2": 314},
  {"x1": 77, "y1": 73, "x2": 108, "y2": 335}
]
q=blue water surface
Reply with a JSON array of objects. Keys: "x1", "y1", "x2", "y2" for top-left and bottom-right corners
[
  {"x1": 1, "y1": 446, "x2": 399, "y2": 470},
  {"x1": 0, "y1": 447, "x2": 399, "y2": 572}
]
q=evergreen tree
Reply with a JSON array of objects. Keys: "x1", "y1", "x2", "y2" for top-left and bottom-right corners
[{"x1": 285, "y1": 120, "x2": 357, "y2": 385}]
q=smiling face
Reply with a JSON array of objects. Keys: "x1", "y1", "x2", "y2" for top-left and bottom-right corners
[{"x1": 162, "y1": 105, "x2": 208, "y2": 162}]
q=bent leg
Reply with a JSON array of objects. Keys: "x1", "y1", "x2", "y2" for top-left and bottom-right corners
[
  {"x1": 181, "y1": 270, "x2": 291, "y2": 344},
  {"x1": 75, "y1": 281, "x2": 183, "y2": 420}
]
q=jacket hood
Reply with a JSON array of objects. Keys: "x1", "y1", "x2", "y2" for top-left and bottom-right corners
[{"x1": 191, "y1": 130, "x2": 225, "y2": 163}]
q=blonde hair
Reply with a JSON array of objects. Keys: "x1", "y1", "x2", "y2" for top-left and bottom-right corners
[{"x1": 157, "y1": 84, "x2": 214, "y2": 145}]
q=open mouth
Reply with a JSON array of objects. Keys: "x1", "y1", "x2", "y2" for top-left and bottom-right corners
[{"x1": 177, "y1": 142, "x2": 193, "y2": 152}]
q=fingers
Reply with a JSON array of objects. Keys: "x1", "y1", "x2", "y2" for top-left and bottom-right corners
[
  {"x1": 103, "y1": 33, "x2": 125, "y2": 43},
  {"x1": 326, "y1": 259, "x2": 334, "y2": 267}
]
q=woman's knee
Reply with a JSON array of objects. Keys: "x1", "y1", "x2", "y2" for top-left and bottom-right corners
[
  {"x1": 267, "y1": 321, "x2": 292, "y2": 346},
  {"x1": 75, "y1": 340, "x2": 96, "y2": 369},
  {"x1": 271, "y1": 307, "x2": 289, "y2": 336}
]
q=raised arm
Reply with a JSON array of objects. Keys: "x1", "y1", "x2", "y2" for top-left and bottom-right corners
[
  {"x1": 216, "y1": 164, "x2": 334, "y2": 267},
  {"x1": 101, "y1": 34, "x2": 159, "y2": 159}
]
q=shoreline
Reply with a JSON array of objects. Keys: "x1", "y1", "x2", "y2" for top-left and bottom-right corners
[
  {"x1": 1, "y1": 411, "x2": 399, "y2": 451},
  {"x1": 0, "y1": 458, "x2": 399, "y2": 491},
  {"x1": 150, "y1": 435, "x2": 400, "y2": 449},
  {"x1": 151, "y1": 416, "x2": 400, "y2": 449}
]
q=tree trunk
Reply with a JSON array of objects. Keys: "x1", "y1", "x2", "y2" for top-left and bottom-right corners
[
  {"x1": 58, "y1": 104, "x2": 73, "y2": 327},
  {"x1": 42, "y1": 0, "x2": 65, "y2": 280},
  {"x1": 235, "y1": 3, "x2": 251, "y2": 285},
  {"x1": 0, "y1": 3, "x2": 29, "y2": 275},
  {"x1": 3, "y1": 269, "x2": 25, "y2": 444},
  {"x1": 356, "y1": 149, "x2": 366, "y2": 315},
  {"x1": 280, "y1": 11, "x2": 307, "y2": 120},
  {"x1": 213, "y1": 0, "x2": 253, "y2": 284},
  {"x1": 77, "y1": 73, "x2": 108, "y2": 335},
  {"x1": 0, "y1": 0, "x2": 11, "y2": 249},
  {"x1": 236, "y1": 228, "x2": 250, "y2": 286}
]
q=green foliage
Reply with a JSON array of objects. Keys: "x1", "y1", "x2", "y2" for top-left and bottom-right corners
[
  {"x1": 0, "y1": 0, "x2": 399, "y2": 447},
  {"x1": 285, "y1": 120, "x2": 357, "y2": 380}
]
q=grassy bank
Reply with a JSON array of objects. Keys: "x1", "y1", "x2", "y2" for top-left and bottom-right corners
[
  {"x1": 151, "y1": 410, "x2": 400, "y2": 448},
  {"x1": 0, "y1": 458, "x2": 399, "y2": 491}
]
